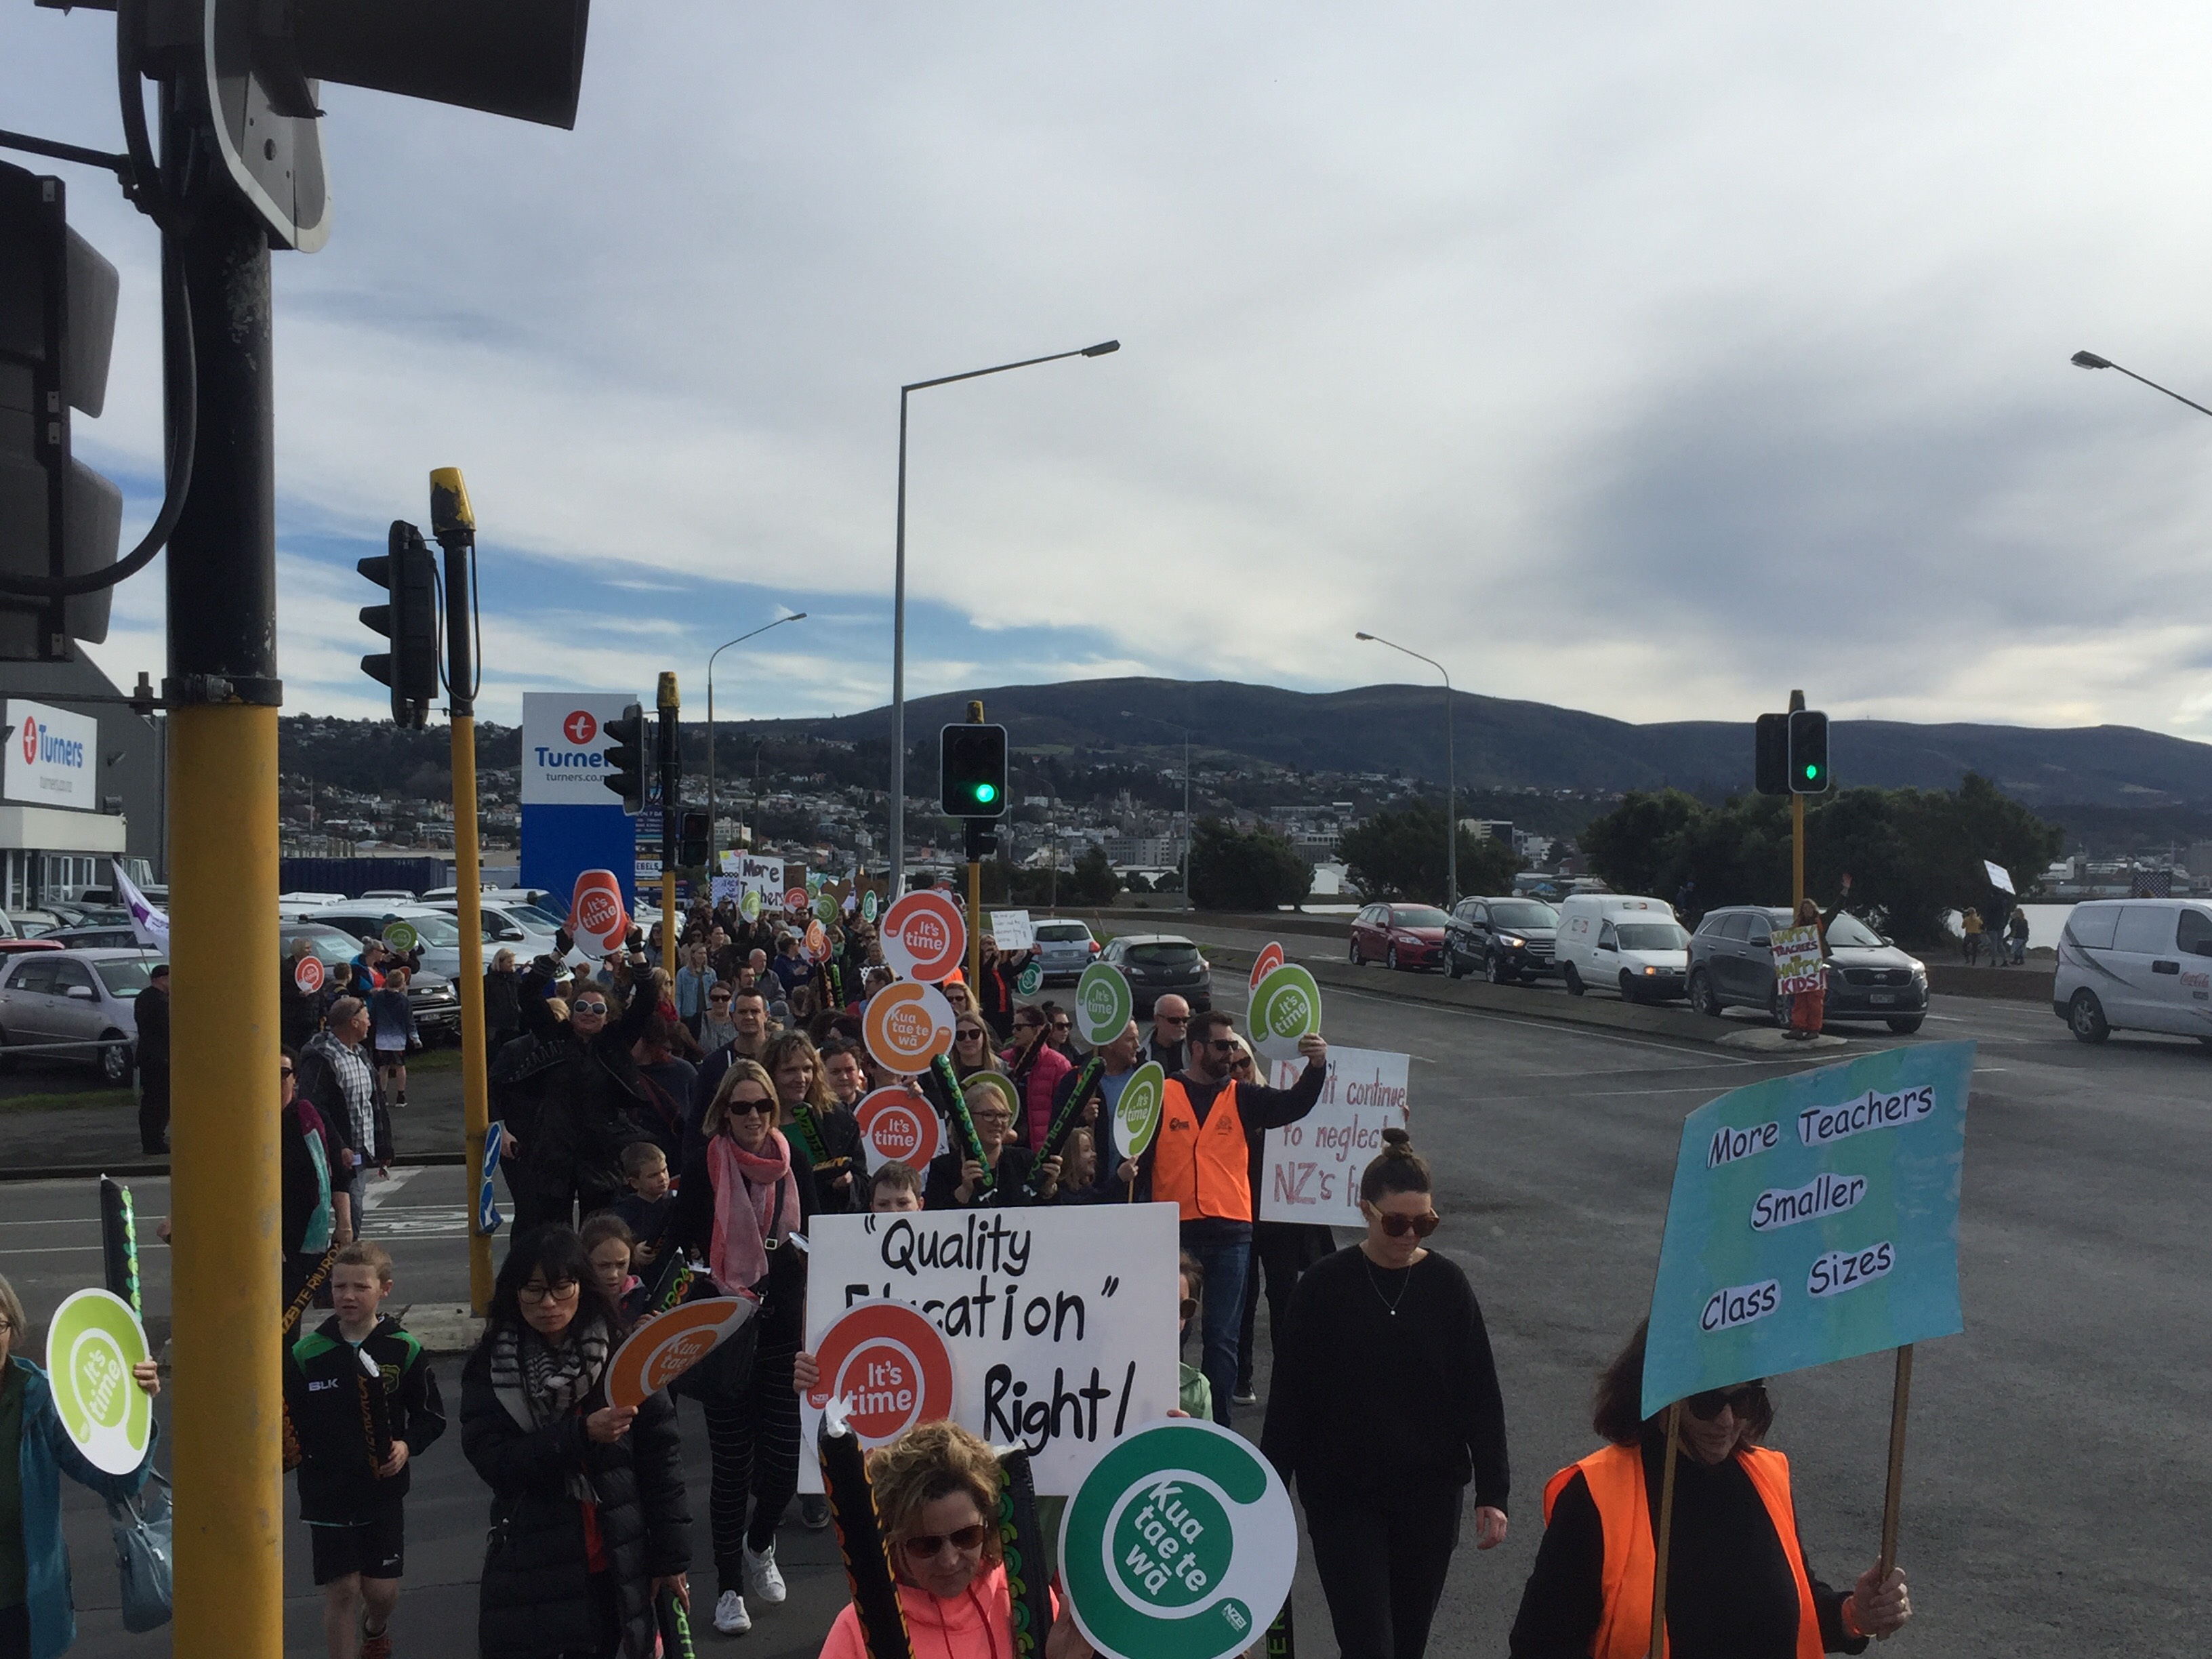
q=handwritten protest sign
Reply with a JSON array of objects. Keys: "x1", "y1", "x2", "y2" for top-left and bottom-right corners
[
  {"x1": 1259, "y1": 1046, "x2": 1410, "y2": 1226},
  {"x1": 800, "y1": 1204, "x2": 1181, "y2": 1494},
  {"x1": 734, "y1": 855, "x2": 783, "y2": 902},
  {"x1": 1770, "y1": 924, "x2": 1824, "y2": 998},
  {"x1": 1641, "y1": 1041, "x2": 1971, "y2": 1418},
  {"x1": 988, "y1": 909, "x2": 1037, "y2": 952}
]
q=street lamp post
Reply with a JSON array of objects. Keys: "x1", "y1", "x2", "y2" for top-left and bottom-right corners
[
  {"x1": 1356, "y1": 632, "x2": 1458, "y2": 907},
  {"x1": 890, "y1": 340, "x2": 1120, "y2": 899},
  {"x1": 1120, "y1": 710, "x2": 1192, "y2": 907},
  {"x1": 707, "y1": 612, "x2": 807, "y2": 872},
  {"x1": 2072, "y1": 349, "x2": 2212, "y2": 419}
]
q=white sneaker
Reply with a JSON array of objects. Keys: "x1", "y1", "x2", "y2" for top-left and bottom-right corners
[
  {"x1": 743, "y1": 1541, "x2": 786, "y2": 1604},
  {"x1": 713, "y1": 1590, "x2": 750, "y2": 1635}
]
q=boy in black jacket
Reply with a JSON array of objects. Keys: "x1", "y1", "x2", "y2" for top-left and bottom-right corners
[{"x1": 285, "y1": 1241, "x2": 447, "y2": 1659}]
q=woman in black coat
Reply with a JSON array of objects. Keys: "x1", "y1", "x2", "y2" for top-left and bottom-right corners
[{"x1": 462, "y1": 1226, "x2": 691, "y2": 1659}]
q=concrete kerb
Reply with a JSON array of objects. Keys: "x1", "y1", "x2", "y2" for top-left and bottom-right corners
[{"x1": 396, "y1": 1303, "x2": 487, "y2": 1354}]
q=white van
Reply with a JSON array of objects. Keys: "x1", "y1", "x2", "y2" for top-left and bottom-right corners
[
  {"x1": 1555, "y1": 893, "x2": 1692, "y2": 1003},
  {"x1": 2053, "y1": 898, "x2": 2212, "y2": 1045}
]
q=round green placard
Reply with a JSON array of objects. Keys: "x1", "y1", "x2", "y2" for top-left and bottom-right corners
[
  {"x1": 1116, "y1": 1061, "x2": 1166, "y2": 1159},
  {"x1": 1075, "y1": 963, "x2": 1133, "y2": 1048},
  {"x1": 1016, "y1": 960, "x2": 1044, "y2": 996},
  {"x1": 382, "y1": 919, "x2": 419, "y2": 953},
  {"x1": 44, "y1": 1288, "x2": 152, "y2": 1475},
  {"x1": 1248, "y1": 964, "x2": 1322, "y2": 1063}
]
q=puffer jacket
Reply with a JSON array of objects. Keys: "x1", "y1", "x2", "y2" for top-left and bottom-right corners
[
  {"x1": 459, "y1": 1334, "x2": 690, "y2": 1659},
  {"x1": 489, "y1": 966, "x2": 659, "y2": 1197}
]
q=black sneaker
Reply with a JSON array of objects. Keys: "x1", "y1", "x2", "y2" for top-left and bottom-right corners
[
  {"x1": 1233, "y1": 1387, "x2": 1258, "y2": 1406},
  {"x1": 800, "y1": 1494, "x2": 830, "y2": 1530}
]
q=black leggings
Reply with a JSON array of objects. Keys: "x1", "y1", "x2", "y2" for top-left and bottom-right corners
[
  {"x1": 699, "y1": 1332, "x2": 802, "y2": 1591},
  {"x1": 1303, "y1": 1483, "x2": 1463, "y2": 1659}
]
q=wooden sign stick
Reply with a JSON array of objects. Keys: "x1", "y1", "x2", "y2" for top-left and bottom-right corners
[
  {"x1": 1647, "y1": 1401, "x2": 1683, "y2": 1659},
  {"x1": 1874, "y1": 1343, "x2": 1914, "y2": 1639}
]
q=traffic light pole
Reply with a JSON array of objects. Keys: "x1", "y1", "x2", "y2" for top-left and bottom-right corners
[
  {"x1": 430, "y1": 469, "x2": 493, "y2": 1315},
  {"x1": 1789, "y1": 688, "x2": 1806, "y2": 909},
  {"x1": 163, "y1": 182, "x2": 284, "y2": 1659},
  {"x1": 659, "y1": 673, "x2": 680, "y2": 954}
]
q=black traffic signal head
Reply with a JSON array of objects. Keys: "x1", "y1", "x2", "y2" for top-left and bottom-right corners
[
  {"x1": 359, "y1": 520, "x2": 440, "y2": 726},
  {"x1": 602, "y1": 702, "x2": 647, "y2": 815},
  {"x1": 680, "y1": 809, "x2": 710, "y2": 868},
  {"x1": 0, "y1": 163, "x2": 121, "y2": 661},
  {"x1": 941, "y1": 722, "x2": 1008, "y2": 818},
  {"x1": 1754, "y1": 712, "x2": 1790, "y2": 796},
  {"x1": 1788, "y1": 709, "x2": 1831, "y2": 794}
]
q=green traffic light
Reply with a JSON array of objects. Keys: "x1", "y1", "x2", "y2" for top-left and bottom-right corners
[
  {"x1": 974, "y1": 783, "x2": 998, "y2": 804},
  {"x1": 1805, "y1": 764, "x2": 1818, "y2": 779}
]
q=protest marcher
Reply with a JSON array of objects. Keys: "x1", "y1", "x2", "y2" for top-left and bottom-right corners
[
  {"x1": 1959, "y1": 905, "x2": 1983, "y2": 965},
  {"x1": 483, "y1": 949, "x2": 523, "y2": 1054},
  {"x1": 488, "y1": 949, "x2": 659, "y2": 1237},
  {"x1": 671, "y1": 1060, "x2": 815, "y2": 1635},
  {"x1": 1176, "y1": 1250, "x2": 1214, "y2": 1420},
  {"x1": 285, "y1": 1242, "x2": 446, "y2": 1659},
  {"x1": 939, "y1": 979, "x2": 980, "y2": 1025},
  {"x1": 298, "y1": 997, "x2": 387, "y2": 1236},
  {"x1": 459, "y1": 1227, "x2": 690, "y2": 1659},
  {"x1": 1231, "y1": 1033, "x2": 1334, "y2": 1406},
  {"x1": 1059, "y1": 1020, "x2": 1143, "y2": 1200},
  {"x1": 367, "y1": 966, "x2": 419, "y2": 1109},
  {"x1": 1002, "y1": 1005, "x2": 1072, "y2": 1148},
  {"x1": 685, "y1": 989, "x2": 774, "y2": 1161},
  {"x1": 1134, "y1": 1008, "x2": 1328, "y2": 1425},
  {"x1": 1143, "y1": 993, "x2": 1190, "y2": 1073},
  {"x1": 1508, "y1": 1319, "x2": 1911, "y2": 1658},
  {"x1": 580, "y1": 1212, "x2": 648, "y2": 1328},
  {"x1": 924, "y1": 1078, "x2": 1059, "y2": 1209},
  {"x1": 0, "y1": 1272, "x2": 163, "y2": 1659},
  {"x1": 972, "y1": 934, "x2": 1033, "y2": 1040},
  {"x1": 1262, "y1": 1128, "x2": 1509, "y2": 1659},
  {"x1": 813, "y1": 1420, "x2": 1093, "y2": 1659},
  {"x1": 1039, "y1": 1003, "x2": 1079, "y2": 1061},
  {"x1": 947, "y1": 1016, "x2": 1004, "y2": 1085},
  {"x1": 281, "y1": 1046, "x2": 350, "y2": 1335},
  {"x1": 1786, "y1": 874, "x2": 1853, "y2": 1042},
  {"x1": 611, "y1": 1143, "x2": 676, "y2": 1261},
  {"x1": 696, "y1": 983, "x2": 740, "y2": 1056},
  {"x1": 765, "y1": 1031, "x2": 860, "y2": 1216},
  {"x1": 134, "y1": 962, "x2": 170, "y2": 1153},
  {"x1": 283, "y1": 937, "x2": 327, "y2": 1050},
  {"x1": 2007, "y1": 906, "x2": 2030, "y2": 964},
  {"x1": 821, "y1": 1040, "x2": 869, "y2": 1110},
  {"x1": 627, "y1": 1015, "x2": 694, "y2": 1164},
  {"x1": 674, "y1": 943, "x2": 718, "y2": 1033}
]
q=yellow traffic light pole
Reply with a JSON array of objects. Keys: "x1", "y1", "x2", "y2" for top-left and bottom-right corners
[{"x1": 659, "y1": 673, "x2": 680, "y2": 949}]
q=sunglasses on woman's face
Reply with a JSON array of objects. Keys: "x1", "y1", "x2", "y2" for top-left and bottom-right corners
[
  {"x1": 1370, "y1": 1209, "x2": 1441, "y2": 1239},
  {"x1": 573, "y1": 1000, "x2": 608, "y2": 1016},
  {"x1": 728, "y1": 1096, "x2": 775, "y2": 1116},
  {"x1": 957, "y1": 1028, "x2": 986, "y2": 1042},
  {"x1": 1685, "y1": 1382, "x2": 1767, "y2": 1422},
  {"x1": 901, "y1": 1524, "x2": 989, "y2": 1559},
  {"x1": 279, "y1": 1065, "x2": 295, "y2": 1079}
]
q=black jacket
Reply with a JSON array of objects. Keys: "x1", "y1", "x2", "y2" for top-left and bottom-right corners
[
  {"x1": 490, "y1": 965, "x2": 658, "y2": 1195},
  {"x1": 134, "y1": 984, "x2": 169, "y2": 1076},
  {"x1": 296, "y1": 1031, "x2": 392, "y2": 1170},
  {"x1": 787, "y1": 1102, "x2": 862, "y2": 1214},
  {"x1": 284, "y1": 1313, "x2": 446, "y2": 1522},
  {"x1": 483, "y1": 966, "x2": 523, "y2": 1035},
  {"x1": 460, "y1": 1335, "x2": 691, "y2": 1659}
]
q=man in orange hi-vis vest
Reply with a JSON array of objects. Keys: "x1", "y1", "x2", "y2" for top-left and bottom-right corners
[{"x1": 1133, "y1": 1006, "x2": 1328, "y2": 1427}]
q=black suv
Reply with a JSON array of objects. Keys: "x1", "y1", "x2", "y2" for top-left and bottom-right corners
[
  {"x1": 1444, "y1": 896, "x2": 1561, "y2": 984},
  {"x1": 1685, "y1": 905, "x2": 1929, "y2": 1033}
]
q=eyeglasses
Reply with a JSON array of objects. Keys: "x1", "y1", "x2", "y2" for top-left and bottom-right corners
[
  {"x1": 1048, "y1": 1018, "x2": 1071, "y2": 1030},
  {"x1": 727, "y1": 1097, "x2": 776, "y2": 1116},
  {"x1": 956, "y1": 1029, "x2": 986, "y2": 1041},
  {"x1": 1685, "y1": 1382, "x2": 1767, "y2": 1422},
  {"x1": 901, "y1": 1524, "x2": 989, "y2": 1560},
  {"x1": 710, "y1": 993, "x2": 733, "y2": 1004},
  {"x1": 1230, "y1": 1057, "x2": 1255, "y2": 1073},
  {"x1": 1204, "y1": 1037, "x2": 1241, "y2": 1052},
  {"x1": 1178, "y1": 1297, "x2": 1199, "y2": 1319},
  {"x1": 518, "y1": 1278, "x2": 579, "y2": 1303},
  {"x1": 573, "y1": 1001, "x2": 608, "y2": 1015},
  {"x1": 1155, "y1": 1014, "x2": 1189, "y2": 1026},
  {"x1": 1370, "y1": 1210, "x2": 1441, "y2": 1238},
  {"x1": 279, "y1": 1065, "x2": 295, "y2": 1078}
]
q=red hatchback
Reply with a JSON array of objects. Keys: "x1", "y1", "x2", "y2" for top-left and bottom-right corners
[{"x1": 1349, "y1": 903, "x2": 1452, "y2": 971}]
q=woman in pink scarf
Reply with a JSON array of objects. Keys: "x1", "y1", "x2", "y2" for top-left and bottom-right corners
[{"x1": 672, "y1": 1059, "x2": 814, "y2": 1638}]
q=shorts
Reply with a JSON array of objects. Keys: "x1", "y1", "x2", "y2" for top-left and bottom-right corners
[
  {"x1": 308, "y1": 1509, "x2": 405, "y2": 1583},
  {"x1": 374, "y1": 1043, "x2": 407, "y2": 1060}
]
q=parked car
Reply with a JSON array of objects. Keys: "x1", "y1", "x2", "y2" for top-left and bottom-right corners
[
  {"x1": 280, "y1": 921, "x2": 463, "y2": 1041},
  {"x1": 1031, "y1": 919, "x2": 1101, "y2": 983},
  {"x1": 360, "y1": 888, "x2": 418, "y2": 901},
  {"x1": 1687, "y1": 905, "x2": 1929, "y2": 1033},
  {"x1": 0, "y1": 947, "x2": 159, "y2": 1082},
  {"x1": 1097, "y1": 934, "x2": 1212, "y2": 1016},
  {"x1": 426, "y1": 898, "x2": 589, "y2": 967},
  {"x1": 297, "y1": 902, "x2": 495, "y2": 982},
  {"x1": 1555, "y1": 893, "x2": 1689, "y2": 1002},
  {"x1": 1348, "y1": 903, "x2": 1450, "y2": 971},
  {"x1": 1444, "y1": 895, "x2": 1561, "y2": 983},
  {"x1": 0, "y1": 940, "x2": 62, "y2": 958},
  {"x1": 2, "y1": 909, "x2": 66, "y2": 938},
  {"x1": 2054, "y1": 898, "x2": 2212, "y2": 1046},
  {"x1": 277, "y1": 891, "x2": 350, "y2": 920},
  {"x1": 41, "y1": 925, "x2": 146, "y2": 951}
]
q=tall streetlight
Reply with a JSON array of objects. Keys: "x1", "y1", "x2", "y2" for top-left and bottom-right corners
[
  {"x1": 889, "y1": 339, "x2": 1121, "y2": 898},
  {"x1": 707, "y1": 612, "x2": 807, "y2": 870},
  {"x1": 2071, "y1": 349, "x2": 2212, "y2": 419},
  {"x1": 1355, "y1": 631, "x2": 1459, "y2": 906},
  {"x1": 1121, "y1": 710, "x2": 1193, "y2": 906}
]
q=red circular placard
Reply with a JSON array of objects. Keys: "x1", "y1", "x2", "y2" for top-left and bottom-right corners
[
  {"x1": 293, "y1": 955, "x2": 326, "y2": 994},
  {"x1": 806, "y1": 1302, "x2": 955, "y2": 1446},
  {"x1": 880, "y1": 890, "x2": 966, "y2": 981},
  {"x1": 856, "y1": 1086, "x2": 941, "y2": 1170}
]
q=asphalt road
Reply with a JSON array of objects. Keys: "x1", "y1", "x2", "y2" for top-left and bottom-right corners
[{"x1": 12, "y1": 943, "x2": 2208, "y2": 1656}]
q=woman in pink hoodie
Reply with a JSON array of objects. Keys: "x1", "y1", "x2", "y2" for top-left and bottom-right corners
[{"x1": 818, "y1": 1420, "x2": 1095, "y2": 1659}]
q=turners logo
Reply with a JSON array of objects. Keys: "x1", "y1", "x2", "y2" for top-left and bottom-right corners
[{"x1": 562, "y1": 709, "x2": 598, "y2": 745}]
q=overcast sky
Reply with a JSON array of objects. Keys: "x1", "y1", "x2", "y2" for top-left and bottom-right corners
[{"x1": 9, "y1": 3, "x2": 2212, "y2": 742}]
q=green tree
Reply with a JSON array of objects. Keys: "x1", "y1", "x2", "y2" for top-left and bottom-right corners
[
  {"x1": 1188, "y1": 819, "x2": 1312, "y2": 911},
  {"x1": 1066, "y1": 845, "x2": 1120, "y2": 907},
  {"x1": 1340, "y1": 802, "x2": 1519, "y2": 903}
]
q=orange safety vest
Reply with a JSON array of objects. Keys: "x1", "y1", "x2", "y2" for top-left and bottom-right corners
[
  {"x1": 1149, "y1": 1078, "x2": 1252, "y2": 1223},
  {"x1": 1540, "y1": 1442, "x2": 1822, "y2": 1659}
]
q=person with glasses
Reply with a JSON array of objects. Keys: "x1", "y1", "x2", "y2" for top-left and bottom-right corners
[
  {"x1": 1509, "y1": 1321, "x2": 1912, "y2": 1659},
  {"x1": 924, "y1": 1078, "x2": 1060, "y2": 1209},
  {"x1": 1038, "y1": 1003, "x2": 1079, "y2": 1062},
  {"x1": 460, "y1": 1227, "x2": 691, "y2": 1659},
  {"x1": 815, "y1": 1420, "x2": 1092, "y2": 1659},
  {"x1": 1143, "y1": 994, "x2": 1191, "y2": 1074},
  {"x1": 1001, "y1": 1006, "x2": 1071, "y2": 1148},
  {"x1": 947, "y1": 1017, "x2": 1004, "y2": 1086},
  {"x1": 1136, "y1": 1008, "x2": 1329, "y2": 1427},
  {"x1": 1261, "y1": 1128, "x2": 1509, "y2": 1659},
  {"x1": 696, "y1": 983, "x2": 741, "y2": 1057},
  {"x1": 672, "y1": 1061, "x2": 815, "y2": 1636}
]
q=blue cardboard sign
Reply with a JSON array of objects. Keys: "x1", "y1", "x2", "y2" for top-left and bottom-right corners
[{"x1": 1641, "y1": 1042, "x2": 1971, "y2": 1418}]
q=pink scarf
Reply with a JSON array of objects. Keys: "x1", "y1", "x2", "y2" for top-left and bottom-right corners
[{"x1": 707, "y1": 1128, "x2": 801, "y2": 1292}]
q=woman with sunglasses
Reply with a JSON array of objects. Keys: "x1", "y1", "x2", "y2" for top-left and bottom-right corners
[
  {"x1": 816, "y1": 1420, "x2": 1093, "y2": 1659},
  {"x1": 460, "y1": 1226, "x2": 690, "y2": 1659},
  {"x1": 764, "y1": 1031, "x2": 862, "y2": 1215},
  {"x1": 1001, "y1": 1005, "x2": 1072, "y2": 1148},
  {"x1": 1509, "y1": 1321, "x2": 1910, "y2": 1658},
  {"x1": 924, "y1": 1077, "x2": 1060, "y2": 1208},
  {"x1": 947, "y1": 1015, "x2": 1006, "y2": 1086},
  {"x1": 1261, "y1": 1128, "x2": 1510, "y2": 1659},
  {"x1": 671, "y1": 1060, "x2": 815, "y2": 1636}
]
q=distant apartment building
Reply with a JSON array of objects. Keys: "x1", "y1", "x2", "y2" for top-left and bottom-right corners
[{"x1": 1105, "y1": 835, "x2": 1179, "y2": 867}]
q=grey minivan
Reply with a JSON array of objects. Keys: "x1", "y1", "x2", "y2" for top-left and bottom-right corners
[{"x1": 0, "y1": 947, "x2": 159, "y2": 1082}]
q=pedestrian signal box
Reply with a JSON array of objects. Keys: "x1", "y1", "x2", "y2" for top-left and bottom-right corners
[
  {"x1": 1788, "y1": 710, "x2": 1831, "y2": 794},
  {"x1": 940, "y1": 724, "x2": 1008, "y2": 818}
]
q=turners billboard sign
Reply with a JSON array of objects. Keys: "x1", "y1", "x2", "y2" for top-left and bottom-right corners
[{"x1": 4, "y1": 700, "x2": 98, "y2": 811}]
